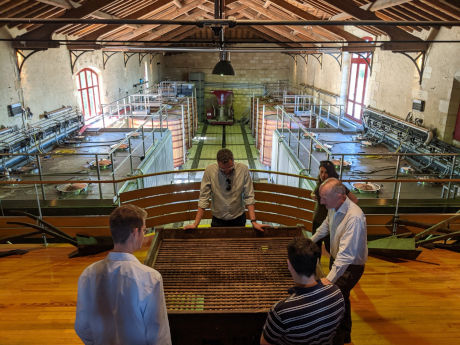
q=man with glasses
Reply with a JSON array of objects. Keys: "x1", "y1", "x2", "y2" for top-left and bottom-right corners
[
  {"x1": 311, "y1": 178, "x2": 367, "y2": 345},
  {"x1": 75, "y1": 205, "x2": 171, "y2": 345},
  {"x1": 185, "y1": 148, "x2": 267, "y2": 231}
]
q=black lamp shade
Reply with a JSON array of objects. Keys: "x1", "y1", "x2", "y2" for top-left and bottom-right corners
[{"x1": 212, "y1": 60, "x2": 235, "y2": 76}]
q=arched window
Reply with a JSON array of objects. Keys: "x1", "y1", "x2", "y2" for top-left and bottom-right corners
[
  {"x1": 77, "y1": 68, "x2": 101, "y2": 120},
  {"x1": 345, "y1": 37, "x2": 373, "y2": 123}
]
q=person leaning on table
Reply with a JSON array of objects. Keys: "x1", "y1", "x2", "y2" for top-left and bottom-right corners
[
  {"x1": 311, "y1": 177, "x2": 368, "y2": 345},
  {"x1": 184, "y1": 148, "x2": 268, "y2": 231}
]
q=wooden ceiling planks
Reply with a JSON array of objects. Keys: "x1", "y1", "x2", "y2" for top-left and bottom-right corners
[
  {"x1": 2, "y1": 1, "x2": 40, "y2": 18},
  {"x1": 411, "y1": 0, "x2": 459, "y2": 20},
  {"x1": 0, "y1": 0, "x2": 458, "y2": 51},
  {"x1": 76, "y1": 0, "x2": 173, "y2": 41},
  {"x1": 16, "y1": 6, "x2": 65, "y2": 32},
  {"x1": 110, "y1": 0, "x2": 200, "y2": 42}
]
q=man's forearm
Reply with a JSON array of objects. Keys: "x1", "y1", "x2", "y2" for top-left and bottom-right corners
[
  {"x1": 311, "y1": 218, "x2": 329, "y2": 242},
  {"x1": 247, "y1": 204, "x2": 256, "y2": 221},
  {"x1": 193, "y1": 207, "x2": 205, "y2": 227}
]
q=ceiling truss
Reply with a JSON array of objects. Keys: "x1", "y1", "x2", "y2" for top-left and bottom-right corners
[{"x1": 1, "y1": 0, "x2": 458, "y2": 76}]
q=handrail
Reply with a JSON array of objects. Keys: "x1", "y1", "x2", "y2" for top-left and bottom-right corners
[{"x1": 1, "y1": 168, "x2": 459, "y2": 186}]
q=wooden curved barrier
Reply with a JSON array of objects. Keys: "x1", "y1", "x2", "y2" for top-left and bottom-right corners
[
  {"x1": 0, "y1": 215, "x2": 111, "y2": 241},
  {"x1": 1, "y1": 182, "x2": 459, "y2": 241},
  {"x1": 120, "y1": 181, "x2": 315, "y2": 230},
  {"x1": 120, "y1": 182, "x2": 460, "y2": 236}
]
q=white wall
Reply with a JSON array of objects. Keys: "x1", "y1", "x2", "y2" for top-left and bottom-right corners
[
  {"x1": 292, "y1": 27, "x2": 460, "y2": 143},
  {"x1": 0, "y1": 32, "x2": 162, "y2": 128},
  {"x1": 0, "y1": 28, "x2": 25, "y2": 128}
]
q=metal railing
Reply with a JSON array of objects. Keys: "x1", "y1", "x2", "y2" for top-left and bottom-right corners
[
  {"x1": 0, "y1": 116, "x2": 160, "y2": 201},
  {"x1": 2, "y1": 167, "x2": 460, "y2": 205},
  {"x1": 270, "y1": 106, "x2": 460, "y2": 200}
]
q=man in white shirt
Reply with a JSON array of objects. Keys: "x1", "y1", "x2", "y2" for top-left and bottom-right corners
[
  {"x1": 311, "y1": 178, "x2": 368, "y2": 345},
  {"x1": 75, "y1": 205, "x2": 171, "y2": 345}
]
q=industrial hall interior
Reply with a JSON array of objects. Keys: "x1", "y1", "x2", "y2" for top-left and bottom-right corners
[{"x1": 0, "y1": 0, "x2": 460, "y2": 344}]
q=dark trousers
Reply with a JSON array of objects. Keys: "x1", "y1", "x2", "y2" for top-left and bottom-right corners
[
  {"x1": 330, "y1": 258, "x2": 365, "y2": 345},
  {"x1": 211, "y1": 213, "x2": 246, "y2": 227}
]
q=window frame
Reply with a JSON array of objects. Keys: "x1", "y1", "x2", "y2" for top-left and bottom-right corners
[
  {"x1": 345, "y1": 38, "x2": 373, "y2": 124},
  {"x1": 77, "y1": 68, "x2": 101, "y2": 120}
]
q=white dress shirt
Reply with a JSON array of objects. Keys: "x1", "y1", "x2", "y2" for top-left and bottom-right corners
[
  {"x1": 75, "y1": 252, "x2": 171, "y2": 345},
  {"x1": 198, "y1": 162, "x2": 255, "y2": 220},
  {"x1": 311, "y1": 197, "x2": 368, "y2": 283}
]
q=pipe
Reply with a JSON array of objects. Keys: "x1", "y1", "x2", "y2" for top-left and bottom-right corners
[
  {"x1": 1, "y1": 18, "x2": 459, "y2": 27},
  {"x1": 0, "y1": 124, "x2": 80, "y2": 171}
]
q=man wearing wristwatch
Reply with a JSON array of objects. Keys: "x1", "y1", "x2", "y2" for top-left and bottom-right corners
[{"x1": 184, "y1": 148, "x2": 267, "y2": 232}]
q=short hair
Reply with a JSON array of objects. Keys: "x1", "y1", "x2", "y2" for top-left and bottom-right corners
[
  {"x1": 287, "y1": 237, "x2": 320, "y2": 277},
  {"x1": 217, "y1": 148, "x2": 234, "y2": 163},
  {"x1": 321, "y1": 177, "x2": 347, "y2": 196},
  {"x1": 109, "y1": 205, "x2": 147, "y2": 244},
  {"x1": 318, "y1": 160, "x2": 339, "y2": 182}
]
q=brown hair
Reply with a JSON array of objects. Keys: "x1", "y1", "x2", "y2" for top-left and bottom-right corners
[
  {"x1": 109, "y1": 205, "x2": 147, "y2": 244},
  {"x1": 217, "y1": 148, "x2": 234, "y2": 163},
  {"x1": 318, "y1": 160, "x2": 339, "y2": 183},
  {"x1": 287, "y1": 237, "x2": 320, "y2": 277}
]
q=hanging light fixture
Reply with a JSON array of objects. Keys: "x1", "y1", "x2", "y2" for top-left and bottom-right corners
[{"x1": 212, "y1": 50, "x2": 235, "y2": 76}]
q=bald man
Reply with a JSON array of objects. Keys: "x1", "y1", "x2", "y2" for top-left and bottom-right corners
[{"x1": 311, "y1": 178, "x2": 368, "y2": 345}]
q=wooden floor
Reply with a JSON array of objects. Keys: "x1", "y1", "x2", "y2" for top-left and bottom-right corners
[{"x1": 0, "y1": 242, "x2": 459, "y2": 345}]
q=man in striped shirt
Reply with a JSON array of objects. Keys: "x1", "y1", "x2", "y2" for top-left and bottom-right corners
[{"x1": 261, "y1": 237, "x2": 345, "y2": 345}]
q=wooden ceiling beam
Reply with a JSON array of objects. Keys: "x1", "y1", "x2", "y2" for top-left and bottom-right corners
[
  {"x1": 2, "y1": 1, "x2": 38, "y2": 18},
  {"x1": 35, "y1": 0, "x2": 78, "y2": 9},
  {"x1": 13, "y1": 0, "x2": 114, "y2": 48},
  {"x1": 162, "y1": 26, "x2": 198, "y2": 42},
  {"x1": 3, "y1": 4, "x2": 44, "y2": 23},
  {"x1": 239, "y1": 0, "x2": 328, "y2": 42},
  {"x1": 131, "y1": 9, "x2": 213, "y2": 42},
  {"x1": 112, "y1": 0, "x2": 202, "y2": 41},
  {"x1": 397, "y1": 4, "x2": 440, "y2": 21},
  {"x1": 248, "y1": 26, "x2": 303, "y2": 47},
  {"x1": 0, "y1": 0, "x2": 29, "y2": 13},
  {"x1": 413, "y1": 0, "x2": 459, "y2": 20},
  {"x1": 173, "y1": 0, "x2": 184, "y2": 9},
  {"x1": 14, "y1": 6, "x2": 63, "y2": 31},
  {"x1": 196, "y1": 2, "x2": 214, "y2": 15},
  {"x1": 330, "y1": 0, "x2": 414, "y2": 20},
  {"x1": 300, "y1": 0, "x2": 336, "y2": 17},
  {"x1": 439, "y1": 0, "x2": 460, "y2": 11},
  {"x1": 321, "y1": 0, "x2": 427, "y2": 51},
  {"x1": 267, "y1": 0, "x2": 364, "y2": 42},
  {"x1": 380, "y1": 8, "x2": 422, "y2": 31},
  {"x1": 78, "y1": 0, "x2": 173, "y2": 41},
  {"x1": 234, "y1": 12, "x2": 302, "y2": 46},
  {"x1": 239, "y1": 9, "x2": 308, "y2": 43},
  {"x1": 225, "y1": 4, "x2": 250, "y2": 16},
  {"x1": 35, "y1": 0, "x2": 140, "y2": 29}
]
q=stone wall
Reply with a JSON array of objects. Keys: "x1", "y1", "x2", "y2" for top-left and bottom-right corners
[
  {"x1": 163, "y1": 51, "x2": 291, "y2": 120},
  {"x1": 292, "y1": 27, "x2": 460, "y2": 144},
  {"x1": 0, "y1": 31, "x2": 162, "y2": 128}
]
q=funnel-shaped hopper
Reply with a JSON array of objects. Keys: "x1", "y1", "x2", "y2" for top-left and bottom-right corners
[{"x1": 212, "y1": 90, "x2": 233, "y2": 106}]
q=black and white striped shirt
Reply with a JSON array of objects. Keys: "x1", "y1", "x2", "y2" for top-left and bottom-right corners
[{"x1": 262, "y1": 282, "x2": 345, "y2": 345}]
